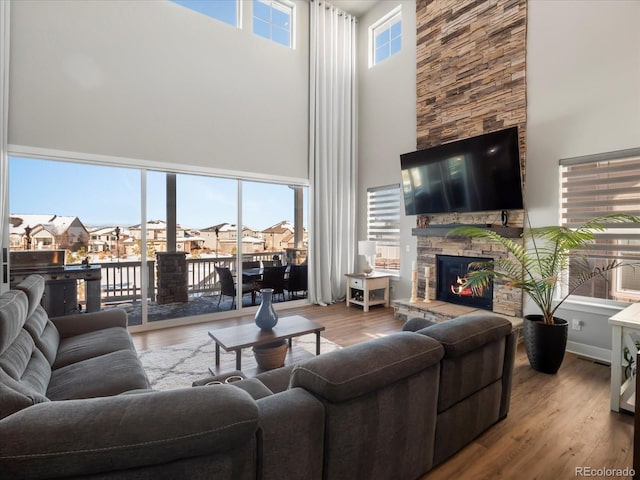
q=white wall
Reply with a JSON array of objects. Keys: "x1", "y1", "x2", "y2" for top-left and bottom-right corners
[
  {"x1": 526, "y1": 0, "x2": 640, "y2": 226},
  {"x1": 527, "y1": 0, "x2": 640, "y2": 359},
  {"x1": 8, "y1": 0, "x2": 309, "y2": 180},
  {"x1": 357, "y1": 0, "x2": 417, "y2": 299}
]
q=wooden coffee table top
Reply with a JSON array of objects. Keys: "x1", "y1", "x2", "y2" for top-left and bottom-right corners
[{"x1": 208, "y1": 315, "x2": 325, "y2": 350}]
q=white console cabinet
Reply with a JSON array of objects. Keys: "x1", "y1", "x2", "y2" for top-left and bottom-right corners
[{"x1": 609, "y1": 303, "x2": 640, "y2": 412}]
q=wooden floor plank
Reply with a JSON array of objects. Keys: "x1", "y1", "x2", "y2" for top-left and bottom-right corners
[{"x1": 131, "y1": 302, "x2": 634, "y2": 479}]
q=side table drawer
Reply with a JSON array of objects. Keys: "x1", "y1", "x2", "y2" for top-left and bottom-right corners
[
  {"x1": 350, "y1": 277, "x2": 363, "y2": 289},
  {"x1": 366, "y1": 277, "x2": 388, "y2": 290}
]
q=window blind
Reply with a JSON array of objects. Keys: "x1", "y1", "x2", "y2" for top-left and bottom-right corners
[
  {"x1": 367, "y1": 184, "x2": 401, "y2": 271},
  {"x1": 560, "y1": 147, "x2": 640, "y2": 261}
]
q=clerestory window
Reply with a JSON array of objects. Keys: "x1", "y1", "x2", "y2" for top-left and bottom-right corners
[
  {"x1": 171, "y1": 0, "x2": 240, "y2": 27},
  {"x1": 369, "y1": 5, "x2": 401, "y2": 67},
  {"x1": 253, "y1": 0, "x2": 294, "y2": 48}
]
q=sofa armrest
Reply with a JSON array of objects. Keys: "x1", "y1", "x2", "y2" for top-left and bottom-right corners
[
  {"x1": 257, "y1": 388, "x2": 324, "y2": 480},
  {"x1": 51, "y1": 308, "x2": 128, "y2": 338},
  {"x1": 0, "y1": 386, "x2": 259, "y2": 480}
]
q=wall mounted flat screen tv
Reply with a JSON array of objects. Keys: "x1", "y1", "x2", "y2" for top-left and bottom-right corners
[{"x1": 400, "y1": 127, "x2": 524, "y2": 216}]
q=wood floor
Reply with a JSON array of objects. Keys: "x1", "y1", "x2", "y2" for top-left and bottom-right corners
[{"x1": 131, "y1": 303, "x2": 635, "y2": 480}]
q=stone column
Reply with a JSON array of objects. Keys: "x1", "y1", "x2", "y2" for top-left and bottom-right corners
[{"x1": 156, "y1": 252, "x2": 188, "y2": 304}]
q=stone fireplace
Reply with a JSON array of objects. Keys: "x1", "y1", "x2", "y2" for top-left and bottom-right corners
[
  {"x1": 414, "y1": 221, "x2": 524, "y2": 318},
  {"x1": 436, "y1": 254, "x2": 493, "y2": 311},
  {"x1": 392, "y1": 0, "x2": 527, "y2": 324}
]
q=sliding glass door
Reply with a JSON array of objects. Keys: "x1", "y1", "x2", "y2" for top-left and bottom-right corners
[
  {"x1": 8, "y1": 155, "x2": 308, "y2": 329},
  {"x1": 8, "y1": 157, "x2": 143, "y2": 320}
]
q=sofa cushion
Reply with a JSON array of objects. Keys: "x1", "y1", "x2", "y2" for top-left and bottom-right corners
[
  {"x1": 51, "y1": 308, "x2": 128, "y2": 338},
  {"x1": 0, "y1": 386, "x2": 259, "y2": 479},
  {"x1": 0, "y1": 290, "x2": 29, "y2": 355},
  {"x1": 52, "y1": 327, "x2": 135, "y2": 369},
  {"x1": 0, "y1": 370, "x2": 49, "y2": 420},
  {"x1": 47, "y1": 349, "x2": 150, "y2": 400},
  {"x1": 0, "y1": 330, "x2": 51, "y2": 397},
  {"x1": 14, "y1": 274, "x2": 45, "y2": 319},
  {"x1": 291, "y1": 332, "x2": 444, "y2": 403},
  {"x1": 23, "y1": 306, "x2": 59, "y2": 366}
]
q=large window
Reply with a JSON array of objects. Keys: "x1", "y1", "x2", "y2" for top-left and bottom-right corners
[
  {"x1": 560, "y1": 148, "x2": 640, "y2": 302},
  {"x1": 8, "y1": 156, "x2": 308, "y2": 329},
  {"x1": 367, "y1": 184, "x2": 401, "y2": 273},
  {"x1": 369, "y1": 5, "x2": 401, "y2": 67},
  {"x1": 253, "y1": 0, "x2": 294, "y2": 48},
  {"x1": 171, "y1": 0, "x2": 240, "y2": 27}
]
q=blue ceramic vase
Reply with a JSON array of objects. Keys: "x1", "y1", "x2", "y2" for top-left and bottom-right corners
[{"x1": 255, "y1": 288, "x2": 278, "y2": 330}]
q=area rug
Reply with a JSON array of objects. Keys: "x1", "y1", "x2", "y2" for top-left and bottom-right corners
[{"x1": 138, "y1": 334, "x2": 341, "y2": 390}]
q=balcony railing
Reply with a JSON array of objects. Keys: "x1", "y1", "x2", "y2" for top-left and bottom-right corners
[{"x1": 99, "y1": 252, "x2": 285, "y2": 304}]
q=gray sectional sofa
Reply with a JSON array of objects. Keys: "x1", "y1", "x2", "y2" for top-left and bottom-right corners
[{"x1": 0, "y1": 274, "x2": 517, "y2": 480}]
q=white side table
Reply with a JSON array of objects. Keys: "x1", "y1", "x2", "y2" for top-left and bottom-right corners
[
  {"x1": 345, "y1": 273, "x2": 390, "y2": 312},
  {"x1": 608, "y1": 303, "x2": 640, "y2": 412}
]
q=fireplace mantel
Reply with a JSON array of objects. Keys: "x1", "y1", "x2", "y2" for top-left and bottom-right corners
[{"x1": 412, "y1": 225, "x2": 523, "y2": 238}]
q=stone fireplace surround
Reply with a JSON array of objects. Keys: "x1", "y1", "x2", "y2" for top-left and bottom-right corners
[
  {"x1": 395, "y1": 0, "x2": 527, "y2": 325},
  {"x1": 413, "y1": 222, "x2": 523, "y2": 319}
]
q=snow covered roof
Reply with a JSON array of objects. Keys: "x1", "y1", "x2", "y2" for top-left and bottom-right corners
[{"x1": 9, "y1": 214, "x2": 82, "y2": 235}]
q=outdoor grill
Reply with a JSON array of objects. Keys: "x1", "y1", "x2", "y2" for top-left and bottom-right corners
[{"x1": 9, "y1": 250, "x2": 102, "y2": 317}]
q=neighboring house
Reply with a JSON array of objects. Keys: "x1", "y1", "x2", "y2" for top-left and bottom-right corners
[
  {"x1": 262, "y1": 220, "x2": 308, "y2": 251},
  {"x1": 9, "y1": 214, "x2": 90, "y2": 252},
  {"x1": 262, "y1": 221, "x2": 294, "y2": 251},
  {"x1": 201, "y1": 223, "x2": 262, "y2": 255},
  {"x1": 129, "y1": 220, "x2": 204, "y2": 254},
  {"x1": 200, "y1": 223, "x2": 226, "y2": 254},
  {"x1": 89, "y1": 226, "x2": 122, "y2": 253},
  {"x1": 88, "y1": 226, "x2": 131, "y2": 257}
]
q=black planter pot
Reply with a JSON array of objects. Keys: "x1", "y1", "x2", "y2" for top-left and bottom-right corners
[{"x1": 523, "y1": 315, "x2": 569, "y2": 374}]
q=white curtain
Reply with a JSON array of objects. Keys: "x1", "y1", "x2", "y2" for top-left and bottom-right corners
[
  {"x1": 0, "y1": 1, "x2": 9, "y2": 293},
  {"x1": 308, "y1": 1, "x2": 357, "y2": 305}
]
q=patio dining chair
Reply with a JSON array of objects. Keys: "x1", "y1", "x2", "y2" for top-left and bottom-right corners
[
  {"x1": 215, "y1": 266, "x2": 257, "y2": 309},
  {"x1": 286, "y1": 264, "x2": 308, "y2": 300},
  {"x1": 258, "y1": 266, "x2": 287, "y2": 302}
]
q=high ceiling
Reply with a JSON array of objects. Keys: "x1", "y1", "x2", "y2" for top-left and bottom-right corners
[{"x1": 329, "y1": 0, "x2": 380, "y2": 18}]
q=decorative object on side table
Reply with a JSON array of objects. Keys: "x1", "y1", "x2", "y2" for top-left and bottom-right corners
[
  {"x1": 449, "y1": 213, "x2": 640, "y2": 374},
  {"x1": 255, "y1": 288, "x2": 278, "y2": 330},
  {"x1": 358, "y1": 240, "x2": 377, "y2": 275}
]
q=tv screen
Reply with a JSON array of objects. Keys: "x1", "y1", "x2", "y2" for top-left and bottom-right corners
[{"x1": 400, "y1": 127, "x2": 523, "y2": 216}]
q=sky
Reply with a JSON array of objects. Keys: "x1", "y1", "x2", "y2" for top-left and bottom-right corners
[{"x1": 9, "y1": 156, "x2": 307, "y2": 231}]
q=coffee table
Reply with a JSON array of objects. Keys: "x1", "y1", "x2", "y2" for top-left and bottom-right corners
[{"x1": 208, "y1": 315, "x2": 325, "y2": 371}]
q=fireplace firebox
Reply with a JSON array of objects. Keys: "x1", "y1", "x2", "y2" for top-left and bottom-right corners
[{"x1": 436, "y1": 254, "x2": 493, "y2": 310}]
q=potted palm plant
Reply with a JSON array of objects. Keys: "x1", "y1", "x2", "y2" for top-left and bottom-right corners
[{"x1": 449, "y1": 214, "x2": 640, "y2": 374}]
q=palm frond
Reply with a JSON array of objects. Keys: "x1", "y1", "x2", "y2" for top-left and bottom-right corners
[{"x1": 450, "y1": 214, "x2": 640, "y2": 325}]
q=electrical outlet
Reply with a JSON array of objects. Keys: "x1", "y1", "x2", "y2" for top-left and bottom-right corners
[{"x1": 572, "y1": 319, "x2": 582, "y2": 331}]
